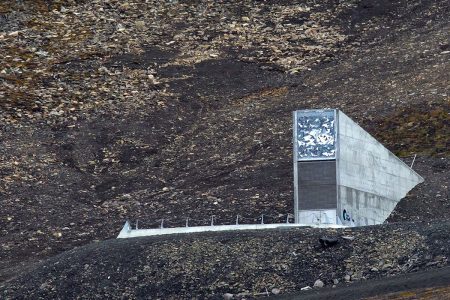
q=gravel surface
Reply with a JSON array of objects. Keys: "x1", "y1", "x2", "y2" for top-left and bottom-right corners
[
  {"x1": 0, "y1": 0, "x2": 449, "y2": 298},
  {"x1": 1, "y1": 221, "x2": 450, "y2": 299},
  {"x1": 276, "y1": 265, "x2": 450, "y2": 300}
]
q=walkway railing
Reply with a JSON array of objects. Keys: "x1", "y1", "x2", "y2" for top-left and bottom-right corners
[{"x1": 117, "y1": 213, "x2": 346, "y2": 238}]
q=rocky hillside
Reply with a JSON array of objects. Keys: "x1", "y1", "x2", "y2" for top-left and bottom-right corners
[
  {"x1": 0, "y1": 0, "x2": 449, "y2": 298},
  {"x1": 2, "y1": 222, "x2": 450, "y2": 299}
]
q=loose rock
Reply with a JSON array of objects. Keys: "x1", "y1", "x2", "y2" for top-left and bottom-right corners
[{"x1": 313, "y1": 279, "x2": 324, "y2": 288}]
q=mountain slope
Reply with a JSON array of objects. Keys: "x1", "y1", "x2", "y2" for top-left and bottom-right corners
[{"x1": 0, "y1": 0, "x2": 449, "y2": 292}]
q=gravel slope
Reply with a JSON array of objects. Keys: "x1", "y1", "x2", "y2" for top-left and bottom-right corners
[
  {"x1": 276, "y1": 265, "x2": 450, "y2": 300},
  {"x1": 0, "y1": 0, "x2": 449, "y2": 297},
  {"x1": 1, "y1": 221, "x2": 450, "y2": 299}
]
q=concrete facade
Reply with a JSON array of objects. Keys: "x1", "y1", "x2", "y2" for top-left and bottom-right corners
[
  {"x1": 293, "y1": 109, "x2": 424, "y2": 226},
  {"x1": 336, "y1": 111, "x2": 424, "y2": 226}
]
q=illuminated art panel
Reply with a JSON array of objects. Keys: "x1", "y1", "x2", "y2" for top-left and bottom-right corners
[{"x1": 296, "y1": 110, "x2": 336, "y2": 160}]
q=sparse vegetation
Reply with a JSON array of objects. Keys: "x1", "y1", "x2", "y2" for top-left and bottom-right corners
[{"x1": 0, "y1": 0, "x2": 449, "y2": 298}]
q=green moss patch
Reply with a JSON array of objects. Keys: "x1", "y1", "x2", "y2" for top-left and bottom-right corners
[{"x1": 372, "y1": 101, "x2": 450, "y2": 157}]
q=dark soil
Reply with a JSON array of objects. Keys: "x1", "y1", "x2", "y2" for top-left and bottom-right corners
[
  {"x1": 1, "y1": 221, "x2": 450, "y2": 299},
  {"x1": 0, "y1": 0, "x2": 449, "y2": 298},
  {"x1": 276, "y1": 264, "x2": 450, "y2": 300}
]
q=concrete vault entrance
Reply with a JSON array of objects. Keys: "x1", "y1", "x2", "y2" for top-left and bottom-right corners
[{"x1": 293, "y1": 109, "x2": 424, "y2": 226}]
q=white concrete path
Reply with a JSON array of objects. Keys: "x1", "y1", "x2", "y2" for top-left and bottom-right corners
[{"x1": 117, "y1": 221, "x2": 346, "y2": 238}]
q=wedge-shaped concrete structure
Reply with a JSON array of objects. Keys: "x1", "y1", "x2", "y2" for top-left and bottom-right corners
[{"x1": 293, "y1": 109, "x2": 424, "y2": 226}]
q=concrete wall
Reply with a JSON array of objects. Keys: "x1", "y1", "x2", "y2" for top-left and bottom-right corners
[
  {"x1": 298, "y1": 209, "x2": 337, "y2": 225},
  {"x1": 337, "y1": 186, "x2": 398, "y2": 225},
  {"x1": 337, "y1": 111, "x2": 424, "y2": 226}
]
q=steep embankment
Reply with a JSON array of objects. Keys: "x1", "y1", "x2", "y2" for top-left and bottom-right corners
[
  {"x1": 0, "y1": 0, "x2": 449, "y2": 297},
  {"x1": 2, "y1": 222, "x2": 450, "y2": 299}
]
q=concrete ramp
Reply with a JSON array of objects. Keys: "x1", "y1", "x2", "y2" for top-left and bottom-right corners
[
  {"x1": 293, "y1": 109, "x2": 424, "y2": 226},
  {"x1": 117, "y1": 221, "x2": 346, "y2": 238}
]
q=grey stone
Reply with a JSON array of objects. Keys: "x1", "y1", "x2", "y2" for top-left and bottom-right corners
[
  {"x1": 39, "y1": 282, "x2": 49, "y2": 290},
  {"x1": 435, "y1": 255, "x2": 446, "y2": 261},
  {"x1": 351, "y1": 273, "x2": 361, "y2": 281},
  {"x1": 313, "y1": 279, "x2": 324, "y2": 288},
  {"x1": 271, "y1": 288, "x2": 281, "y2": 295},
  {"x1": 223, "y1": 293, "x2": 234, "y2": 300}
]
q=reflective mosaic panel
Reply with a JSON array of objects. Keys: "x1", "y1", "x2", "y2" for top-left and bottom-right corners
[{"x1": 296, "y1": 110, "x2": 336, "y2": 160}]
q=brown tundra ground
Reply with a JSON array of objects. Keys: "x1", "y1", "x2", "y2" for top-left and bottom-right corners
[{"x1": 0, "y1": 0, "x2": 449, "y2": 298}]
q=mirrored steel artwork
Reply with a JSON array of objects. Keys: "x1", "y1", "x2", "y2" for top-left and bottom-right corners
[{"x1": 296, "y1": 110, "x2": 336, "y2": 160}]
